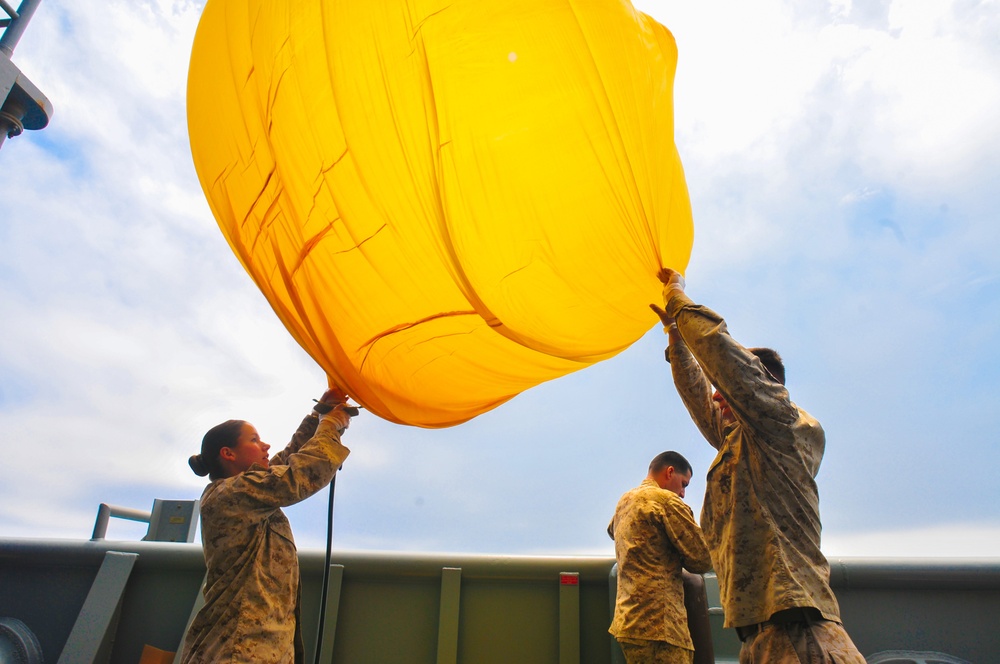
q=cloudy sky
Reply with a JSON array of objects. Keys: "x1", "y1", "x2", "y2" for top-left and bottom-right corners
[{"x1": 1, "y1": 0, "x2": 998, "y2": 558}]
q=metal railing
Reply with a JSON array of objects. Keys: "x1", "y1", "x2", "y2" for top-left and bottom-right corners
[
  {"x1": 91, "y1": 503, "x2": 154, "y2": 541},
  {"x1": 91, "y1": 499, "x2": 200, "y2": 543}
]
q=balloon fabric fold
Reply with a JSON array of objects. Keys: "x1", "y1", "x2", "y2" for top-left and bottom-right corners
[{"x1": 187, "y1": 0, "x2": 694, "y2": 427}]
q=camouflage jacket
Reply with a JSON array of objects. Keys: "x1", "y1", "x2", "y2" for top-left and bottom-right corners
[
  {"x1": 180, "y1": 413, "x2": 350, "y2": 664},
  {"x1": 608, "y1": 478, "x2": 712, "y2": 648},
  {"x1": 665, "y1": 291, "x2": 842, "y2": 628}
]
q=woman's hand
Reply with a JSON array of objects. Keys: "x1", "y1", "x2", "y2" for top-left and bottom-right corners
[
  {"x1": 315, "y1": 387, "x2": 359, "y2": 427},
  {"x1": 317, "y1": 387, "x2": 348, "y2": 406}
]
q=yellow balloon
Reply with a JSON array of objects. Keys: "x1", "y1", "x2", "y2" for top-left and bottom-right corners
[{"x1": 187, "y1": 0, "x2": 693, "y2": 427}]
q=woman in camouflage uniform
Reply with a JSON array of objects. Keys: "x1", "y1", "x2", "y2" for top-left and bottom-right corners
[{"x1": 180, "y1": 389, "x2": 354, "y2": 664}]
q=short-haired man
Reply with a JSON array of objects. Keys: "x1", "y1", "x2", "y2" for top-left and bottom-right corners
[
  {"x1": 608, "y1": 450, "x2": 713, "y2": 664},
  {"x1": 651, "y1": 268, "x2": 865, "y2": 663}
]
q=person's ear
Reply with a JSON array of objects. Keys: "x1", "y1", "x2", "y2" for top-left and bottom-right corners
[{"x1": 220, "y1": 447, "x2": 237, "y2": 462}]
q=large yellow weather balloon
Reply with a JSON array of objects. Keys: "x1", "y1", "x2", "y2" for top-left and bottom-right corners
[{"x1": 187, "y1": 0, "x2": 693, "y2": 427}]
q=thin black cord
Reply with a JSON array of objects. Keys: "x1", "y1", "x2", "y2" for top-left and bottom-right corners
[{"x1": 313, "y1": 471, "x2": 337, "y2": 664}]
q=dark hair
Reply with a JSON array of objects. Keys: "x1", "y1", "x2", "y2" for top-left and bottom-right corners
[
  {"x1": 649, "y1": 451, "x2": 692, "y2": 476},
  {"x1": 748, "y1": 347, "x2": 785, "y2": 385},
  {"x1": 189, "y1": 419, "x2": 246, "y2": 480}
]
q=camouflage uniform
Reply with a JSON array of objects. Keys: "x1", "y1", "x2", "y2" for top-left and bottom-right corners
[
  {"x1": 180, "y1": 413, "x2": 350, "y2": 664},
  {"x1": 664, "y1": 291, "x2": 865, "y2": 664},
  {"x1": 608, "y1": 478, "x2": 713, "y2": 663},
  {"x1": 618, "y1": 638, "x2": 696, "y2": 664}
]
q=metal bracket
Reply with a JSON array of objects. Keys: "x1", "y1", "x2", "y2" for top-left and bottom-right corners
[{"x1": 57, "y1": 551, "x2": 139, "y2": 664}]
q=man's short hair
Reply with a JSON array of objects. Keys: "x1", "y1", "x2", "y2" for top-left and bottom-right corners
[
  {"x1": 748, "y1": 347, "x2": 785, "y2": 385},
  {"x1": 649, "y1": 451, "x2": 692, "y2": 475}
]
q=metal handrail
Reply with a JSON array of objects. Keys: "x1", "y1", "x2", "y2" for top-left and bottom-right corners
[{"x1": 91, "y1": 503, "x2": 153, "y2": 541}]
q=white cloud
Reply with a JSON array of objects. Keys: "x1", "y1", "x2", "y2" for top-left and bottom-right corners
[
  {"x1": 824, "y1": 523, "x2": 1000, "y2": 558},
  {"x1": 636, "y1": 0, "x2": 1000, "y2": 271}
]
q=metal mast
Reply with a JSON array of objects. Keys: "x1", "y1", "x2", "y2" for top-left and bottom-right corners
[{"x1": 0, "y1": 0, "x2": 52, "y2": 149}]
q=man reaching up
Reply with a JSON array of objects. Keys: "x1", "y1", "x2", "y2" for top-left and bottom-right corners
[{"x1": 651, "y1": 268, "x2": 864, "y2": 663}]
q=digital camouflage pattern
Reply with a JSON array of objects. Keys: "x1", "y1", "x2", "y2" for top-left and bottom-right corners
[
  {"x1": 608, "y1": 478, "x2": 712, "y2": 650},
  {"x1": 180, "y1": 413, "x2": 350, "y2": 664},
  {"x1": 618, "y1": 637, "x2": 695, "y2": 664},
  {"x1": 739, "y1": 620, "x2": 866, "y2": 664},
  {"x1": 664, "y1": 290, "x2": 843, "y2": 629}
]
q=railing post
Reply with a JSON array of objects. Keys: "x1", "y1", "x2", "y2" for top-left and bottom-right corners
[
  {"x1": 436, "y1": 567, "x2": 462, "y2": 664},
  {"x1": 559, "y1": 572, "x2": 580, "y2": 664},
  {"x1": 91, "y1": 503, "x2": 152, "y2": 541}
]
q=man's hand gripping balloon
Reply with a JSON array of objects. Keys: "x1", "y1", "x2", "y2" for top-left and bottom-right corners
[{"x1": 649, "y1": 268, "x2": 686, "y2": 328}]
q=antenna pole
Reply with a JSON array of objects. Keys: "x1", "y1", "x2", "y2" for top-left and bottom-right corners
[
  {"x1": 0, "y1": 0, "x2": 52, "y2": 149},
  {"x1": 1, "y1": 0, "x2": 43, "y2": 58}
]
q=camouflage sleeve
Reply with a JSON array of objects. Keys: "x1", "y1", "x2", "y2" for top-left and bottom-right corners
[
  {"x1": 662, "y1": 497, "x2": 713, "y2": 574},
  {"x1": 668, "y1": 329, "x2": 726, "y2": 450},
  {"x1": 269, "y1": 413, "x2": 320, "y2": 467},
  {"x1": 231, "y1": 418, "x2": 350, "y2": 509},
  {"x1": 667, "y1": 291, "x2": 799, "y2": 446}
]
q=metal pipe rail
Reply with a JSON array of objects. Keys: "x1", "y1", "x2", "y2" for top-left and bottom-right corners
[{"x1": 91, "y1": 503, "x2": 153, "y2": 541}]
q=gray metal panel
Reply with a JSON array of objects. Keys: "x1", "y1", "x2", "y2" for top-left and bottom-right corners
[
  {"x1": 2, "y1": 67, "x2": 51, "y2": 129},
  {"x1": 144, "y1": 500, "x2": 199, "y2": 544},
  {"x1": 0, "y1": 55, "x2": 15, "y2": 99}
]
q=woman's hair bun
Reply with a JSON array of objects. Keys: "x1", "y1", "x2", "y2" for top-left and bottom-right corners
[{"x1": 189, "y1": 454, "x2": 210, "y2": 477}]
